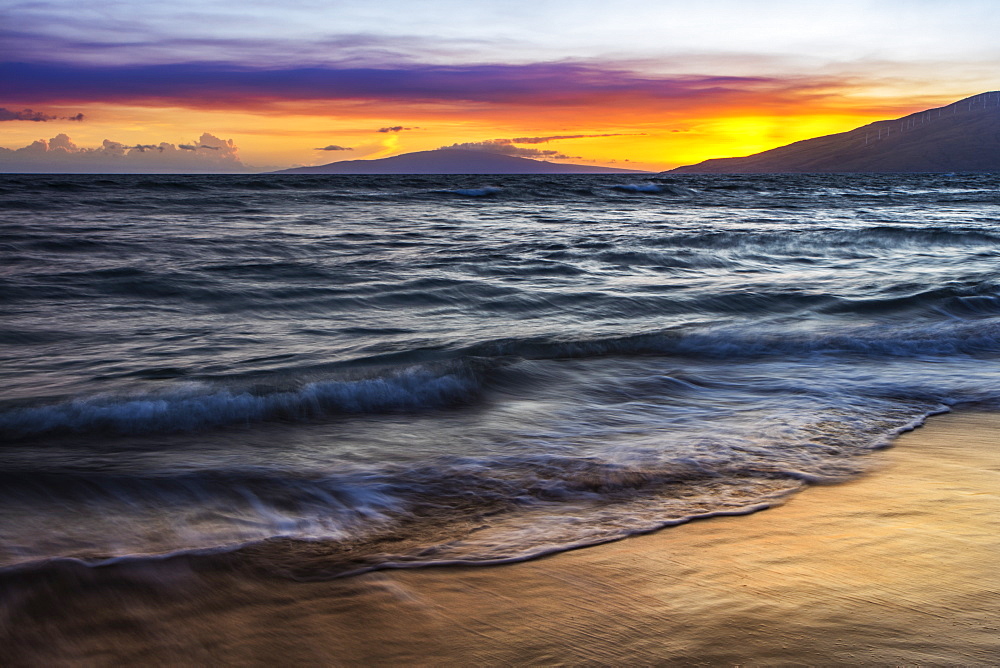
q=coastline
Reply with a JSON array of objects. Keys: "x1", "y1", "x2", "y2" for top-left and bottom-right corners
[{"x1": 3, "y1": 410, "x2": 999, "y2": 665}]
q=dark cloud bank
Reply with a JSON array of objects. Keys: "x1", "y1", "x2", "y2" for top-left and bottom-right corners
[
  {"x1": 0, "y1": 107, "x2": 84, "y2": 122},
  {"x1": 1, "y1": 61, "x2": 797, "y2": 109}
]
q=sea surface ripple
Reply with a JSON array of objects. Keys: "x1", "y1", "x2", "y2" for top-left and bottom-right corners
[{"x1": 1, "y1": 172, "x2": 998, "y2": 576}]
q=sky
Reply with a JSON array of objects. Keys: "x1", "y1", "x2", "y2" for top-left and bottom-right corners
[{"x1": 1, "y1": 0, "x2": 998, "y2": 172}]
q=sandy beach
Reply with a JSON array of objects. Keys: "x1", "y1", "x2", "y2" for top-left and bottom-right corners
[{"x1": 3, "y1": 409, "x2": 998, "y2": 666}]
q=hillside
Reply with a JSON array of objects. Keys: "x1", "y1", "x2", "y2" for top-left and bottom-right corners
[{"x1": 670, "y1": 92, "x2": 1000, "y2": 174}]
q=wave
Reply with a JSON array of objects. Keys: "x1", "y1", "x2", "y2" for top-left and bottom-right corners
[
  {"x1": 0, "y1": 399, "x2": 941, "y2": 576},
  {"x1": 3, "y1": 173, "x2": 997, "y2": 206},
  {"x1": 461, "y1": 319, "x2": 1000, "y2": 363},
  {"x1": 4, "y1": 315, "x2": 996, "y2": 440},
  {"x1": 0, "y1": 446, "x2": 843, "y2": 575},
  {"x1": 16, "y1": 268, "x2": 990, "y2": 320},
  {"x1": 641, "y1": 226, "x2": 1000, "y2": 253},
  {"x1": 610, "y1": 182, "x2": 693, "y2": 195},
  {"x1": 431, "y1": 187, "x2": 502, "y2": 197},
  {"x1": 133, "y1": 180, "x2": 208, "y2": 191},
  {"x1": 0, "y1": 365, "x2": 481, "y2": 439},
  {"x1": 0, "y1": 501, "x2": 784, "y2": 582}
]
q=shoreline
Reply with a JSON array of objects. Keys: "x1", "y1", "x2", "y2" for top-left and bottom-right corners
[{"x1": 3, "y1": 410, "x2": 999, "y2": 665}]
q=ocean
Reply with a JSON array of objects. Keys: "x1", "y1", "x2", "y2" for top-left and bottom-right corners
[{"x1": 1, "y1": 172, "x2": 998, "y2": 579}]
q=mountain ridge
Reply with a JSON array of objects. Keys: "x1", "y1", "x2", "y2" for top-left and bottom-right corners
[{"x1": 271, "y1": 148, "x2": 650, "y2": 174}]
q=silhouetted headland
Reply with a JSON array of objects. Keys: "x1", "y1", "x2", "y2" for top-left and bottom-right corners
[
  {"x1": 670, "y1": 91, "x2": 1000, "y2": 173},
  {"x1": 271, "y1": 148, "x2": 650, "y2": 174}
]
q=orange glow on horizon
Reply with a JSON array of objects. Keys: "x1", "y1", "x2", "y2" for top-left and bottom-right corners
[{"x1": 0, "y1": 95, "x2": 959, "y2": 172}]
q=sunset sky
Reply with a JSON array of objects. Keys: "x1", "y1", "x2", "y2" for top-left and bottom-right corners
[{"x1": 1, "y1": 0, "x2": 998, "y2": 172}]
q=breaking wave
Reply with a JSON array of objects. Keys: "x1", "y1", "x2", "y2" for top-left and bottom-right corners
[{"x1": 0, "y1": 366, "x2": 480, "y2": 439}]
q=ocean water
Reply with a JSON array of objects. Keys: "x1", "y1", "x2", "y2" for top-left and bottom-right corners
[{"x1": 1, "y1": 172, "x2": 998, "y2": 577}]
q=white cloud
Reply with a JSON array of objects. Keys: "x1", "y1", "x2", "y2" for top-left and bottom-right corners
[
  {"x1": 0, "y1": 133, "x2": 252, "y2": 173},
  {"x1": 6, "y1": 1, "x2": 998, "y2": 70}
]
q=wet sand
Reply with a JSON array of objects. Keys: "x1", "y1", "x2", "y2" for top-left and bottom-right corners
[{"x1": 3, "y1": 410, "x2": 999, "y2": 665}]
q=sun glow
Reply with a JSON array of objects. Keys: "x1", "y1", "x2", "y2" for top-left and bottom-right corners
[{"x1": 672, "y1": 113, "x2": 883, "y2": 162}]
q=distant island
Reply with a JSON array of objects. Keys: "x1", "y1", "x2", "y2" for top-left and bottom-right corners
[
  {"x1": 270, "y1": 148, "x2": 651, "y2": 175},
  {"x1": 670, "y1": 91, "x2": 1000, "y2": 174}
]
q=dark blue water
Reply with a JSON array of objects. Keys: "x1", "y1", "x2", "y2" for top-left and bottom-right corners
[{"x1": 1, "y1": 172, "x2": 998, "y2": 575}]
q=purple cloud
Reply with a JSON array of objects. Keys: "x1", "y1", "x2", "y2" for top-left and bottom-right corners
[
  {"x1": 0, "y1": 61, "x2": 800, "y2": 110},
  {"x1": 439, "y1": 139, "x2": 577, "y2": 160},
  {"x1": 315, "y1": 145, "x2": 353, "y2": 150},
  {"x1": 0, "y1": 107, "x2": 57, "y2": 121},
  {"x1": 0, "y1": 26, "x2": 491, "y2": 70},
  {"x1": 438, "y1": 133, "x2": 643, "y2": 159},
  {"x1": 0, "y1": 107, "x2": 84, "y2": 121}
]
